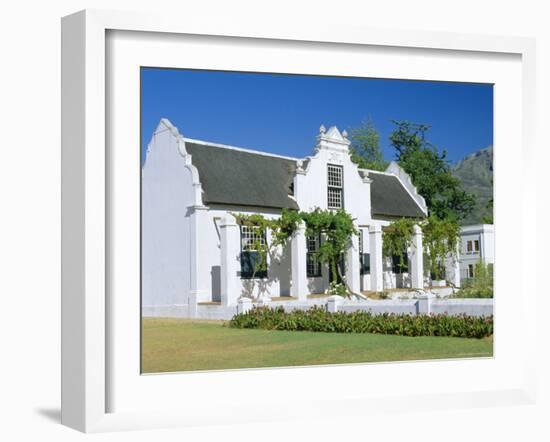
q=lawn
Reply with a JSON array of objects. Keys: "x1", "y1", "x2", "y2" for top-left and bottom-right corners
[{"x1": 141, "y1": 318, "x2": 493, "y2": 373}]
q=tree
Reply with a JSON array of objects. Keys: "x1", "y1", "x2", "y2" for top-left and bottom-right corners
[
  {"x1": 349, "y1": 119, "x2": 388, "y2": 171},
  {"x1": 481, "y1": 179, "x2": 494, "y2": 224},
  {"x1": 389, "y1": 120, "x2": 476, "y2": 222},
  {"x1": 481, "y1": 198, "x2": 494, "y2": 224}
]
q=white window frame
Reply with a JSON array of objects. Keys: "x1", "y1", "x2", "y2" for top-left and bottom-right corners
[{"x1": 327, "y1": 163, "x2": 344, "y2": 209}]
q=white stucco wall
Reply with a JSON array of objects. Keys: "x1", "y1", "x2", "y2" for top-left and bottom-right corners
[
  {"x1": 209, "y1": 206, "x2": 293, "y2": 300},
  {"x1": 142, "y1": 121, "x2": 195, "y2": 309},
  {"x1": 293, "y1": 127, "x2": 372, "y2": 226}
]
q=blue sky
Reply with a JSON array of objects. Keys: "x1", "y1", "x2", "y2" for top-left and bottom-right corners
[{"x1": 141, "y1": 68, "x2": 493, "y2": 165}]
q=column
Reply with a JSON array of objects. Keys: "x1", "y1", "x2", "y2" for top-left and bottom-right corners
[
  {"x1": 445, "y1": 243, "x2": 461, "y2": 288},
  {"x1": 345, "y1": 228, "x2": 361, "y2": 293},
  {"x1": 290, "y1": 221, "x2": 308, "y2": 301},
  {"x1": 410, "y1": 224, "x2": 424, "y2": 289},
  {"x1": 220, "y1": 214, "x2": 242, "y2": 306},
  {"x1": 369, "y1": 225, "x2": 383, "y2": 292},
  {"x1": 189, "y1": 205, "x2": 210, "y2": 317}
]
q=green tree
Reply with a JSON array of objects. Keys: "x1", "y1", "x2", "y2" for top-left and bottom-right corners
[
  {"x1": 349, "y1": 119, "x2": 388, "y2": 171},
  {"x1": 481, "y1": 198, "x2": 494, "y2": 224},
  {"x1": 389, "y1": 120, "x2": 476, "y2": 222},
  {"x1": 481, "y1": 179, "x2": 494, "y2": 224}
]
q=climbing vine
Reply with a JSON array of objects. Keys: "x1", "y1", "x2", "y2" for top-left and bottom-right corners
[
  {"x1": 422, "y1": 215, "x2": 460, "y2": 281},
  {"x1": 382, "y1": 216, "x2": 460, "y2": 282},
  {"x1": 301, "y1": 208, "x2": 358, "y2": 288},
  {"x1": 382, "y1": 218, "x2": 417, "y2": 272},
  {"x1": 232, "y1": 208, "x2": 359, "y2": 298}
]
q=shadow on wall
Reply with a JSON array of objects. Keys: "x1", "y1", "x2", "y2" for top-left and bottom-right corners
[
  {"x1": 239, "y1": 243, "x2": 294, "y2": 298},
  {"x1": 211, "y1": 265, "x2": 221, "y2": 302}
]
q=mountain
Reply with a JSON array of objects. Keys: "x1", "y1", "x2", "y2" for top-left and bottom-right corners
[{"x1": 452, "y1": 146, "x2": 493, "y2": 225}]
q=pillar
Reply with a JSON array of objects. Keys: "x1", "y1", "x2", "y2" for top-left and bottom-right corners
[
  {"x1": 290, "y1": 221, "x2": 308, "y2": 301},
  {"x1": 445, "y1": 243, "x2": 461, "y2": 288},
  {"x1": 369, "y1": 225, "x2": 383, "y2": 292},
  {"x1": 410, "y1": 224, "x2": 424, "y2": 289},
  {"x1": 220, "y1": 214, "x2": 242, "y2": 306},
  {"x1": 345, "y1": 228, "x2": 361, "y2": 293},
  {"x1": 189, "y1": 205, "x2": 210, "y2": 316}
]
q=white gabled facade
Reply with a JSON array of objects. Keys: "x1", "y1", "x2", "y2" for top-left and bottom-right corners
[{"x1": 142, "y1": 119, "x2": 432, "y2": 317}]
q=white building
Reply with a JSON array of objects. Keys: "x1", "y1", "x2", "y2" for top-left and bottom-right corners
[
  {"x1": 459, "y1": 224, "x2": 495, "y2": 280},
  {"x1": 142, "y1": 119, "x2": 447, "y2": 317}
]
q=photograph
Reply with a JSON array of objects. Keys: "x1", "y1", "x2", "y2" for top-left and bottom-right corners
[{"x1": 140, "y1": 67, "x2": 494, "y2": 374}]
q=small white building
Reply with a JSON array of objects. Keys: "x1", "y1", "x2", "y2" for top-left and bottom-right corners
[
  {"x1": 459, "y1": 224, "x2": 494, "y2": 280},
  {"x1": 142, "y1": 119, "x2": 444, "y2": 317}
]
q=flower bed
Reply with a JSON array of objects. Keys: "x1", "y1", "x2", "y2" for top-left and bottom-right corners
[{"x1": 229, "y1": 306, "x2": 493, "y2": 339}]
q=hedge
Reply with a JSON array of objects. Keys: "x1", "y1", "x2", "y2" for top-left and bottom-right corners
[{"x1": 229, "y1": 306, "x2": 493, "y2": 339}]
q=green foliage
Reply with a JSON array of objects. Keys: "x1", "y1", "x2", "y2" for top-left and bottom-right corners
[
  {"x1": 380, "y1": 216, "x2": 460, "y2": 282},
  {"x1": 452, "y1": 261, "x2": 493, "y2": 298},
  {"x1": 327, "y1": 281, "x2": 347, "y2": 297},
  {"x1": 481, "y1": 197, "x2": 494, "y2": 224},
  {"x1": 301, "y1": 208, "x2": 358, "y2": 283},
  {"x1": 229, "y1": 306, "x2": 493, "y2": 339},
  {"x1": 232, "y1": 208, "x2": 358, "y2": 297},
  {"x1": 422, "y1": 216, "x2": 461, "y2": 281},
  {"x1": 349, "y1": 119, "x2": 388, "y2": 171},
  {"x1": 382, "y1": 218, "x2": 417, "y2": 272},
  {"x1": 390, "y1": 120, "x2": 476, "y2": 222}
]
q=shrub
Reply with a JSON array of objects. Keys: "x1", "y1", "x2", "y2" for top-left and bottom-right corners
[
  {"x1": 327, "y1": 281, "x2": 347, "y2": 297},
  {"x1": 452, "y1": 261, "x2": 493, "y2": 298},
  {"x1": 229, "y1": 306, "x2": 493, "y2": 339}
]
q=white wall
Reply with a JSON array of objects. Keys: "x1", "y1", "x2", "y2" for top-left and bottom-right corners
[
  {"x1": 208, "y1": 206, "x2": 293, "y2": 299},
  {"x1": 141, "y1": 122, "x2": 195, "y2": 308},
  {"x1": 294, "y1": 129, "x2": 372, "y2": 226}
]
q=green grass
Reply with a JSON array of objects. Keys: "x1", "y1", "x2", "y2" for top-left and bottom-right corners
[{"x1": 141, "y1": 318, "x2": 493, "y2": 373}]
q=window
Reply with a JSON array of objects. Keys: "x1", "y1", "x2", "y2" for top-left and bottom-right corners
[
  {"x1": 392, "y1": 253, "x2": 409, "y2": 274},
  {"x1": 240, "y1": 225, "x2": 267, "y2": 279},
  {"x1": 466, "y1": 239, "x2": 480, "y2": 254},
  {"x1": 306, "y1": 234, "x2": 322, "y2": 277},
  {"x1": 327, "y1": 164, "x2": 343, "y2": 209},
  {"x1": 359, "y1": 230, "x2": 370, "y2": 275},
  {"x1": 468, "y1": 264, "x2": 475, "y2": 278}
]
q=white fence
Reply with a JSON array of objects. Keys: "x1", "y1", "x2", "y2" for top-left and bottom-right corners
[
  {"x1": 143, "y1": 296, "x2": 493, "y2": 320},
  {"x1": 230, "y1": 296, "x2": 492, "y2": 319}
]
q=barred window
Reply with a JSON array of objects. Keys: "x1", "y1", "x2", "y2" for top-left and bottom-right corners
[
  {"x1": 306, "y1": 234, "x2": 322, "y2": 277},
  {"x1": 327, "y1": 164, "x2": 343, "y2": 209},
  {"x1": 241, "y1": 225, "x2": 266, "y2": 251},
  {"x1": 240, "y1": 225, "x2": 267, "y2": 279}
]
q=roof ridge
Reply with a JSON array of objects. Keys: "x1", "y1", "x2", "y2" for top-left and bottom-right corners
[{"x1": 183, "y1": 137, "x2": 300, "y2": 162}]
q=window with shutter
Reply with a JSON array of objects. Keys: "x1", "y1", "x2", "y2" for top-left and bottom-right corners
[{"x1": 240, "y1": 225, "x2": 267, "y2": 279}]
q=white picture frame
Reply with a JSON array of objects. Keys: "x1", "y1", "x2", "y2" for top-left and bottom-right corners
[{"x1": 61, "y1": 9, "x2": 537, "y2": 433}]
